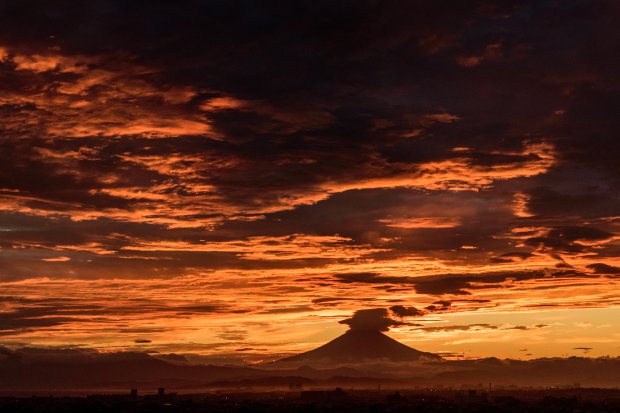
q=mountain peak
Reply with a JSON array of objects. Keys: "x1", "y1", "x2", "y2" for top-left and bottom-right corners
[{"x1": 279, "y1": 329, "x2": 442, "y2": 365}]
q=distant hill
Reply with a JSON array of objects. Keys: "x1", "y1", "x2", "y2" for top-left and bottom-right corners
[
  {"x1": 0, "y1": 352, "x2": 263, "y2": 390},
  {"x1": 279, "y1": 329, "x2": 442, "y2": 364},
  {"x1": 0, "y1": 331, "x2": 440, "y2": 391},
  {"x1": 0, "y1": 350, "x2": 370, "y2": 391},
  {"x1": 4, "y1": 345, "x2": 619, "y2": 391}
]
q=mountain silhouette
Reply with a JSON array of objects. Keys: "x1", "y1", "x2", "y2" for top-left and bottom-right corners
[{"x1": 279, "y1": 329, "x2": 442, "y2": 364}]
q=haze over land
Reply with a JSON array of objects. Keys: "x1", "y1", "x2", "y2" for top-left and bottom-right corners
[
  {"x1": 3, "y1": 326, "x2": 620, "y2": 391},
  {"x1": 0, "y1": 0, "x2": 619, "y2": 376}
]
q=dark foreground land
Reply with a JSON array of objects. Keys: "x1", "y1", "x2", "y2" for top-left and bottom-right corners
[{"x1": 2, "y1": 388, "x2": 620, "y2": 413}]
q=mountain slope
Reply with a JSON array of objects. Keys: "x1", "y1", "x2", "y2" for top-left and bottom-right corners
[{"x1": 279, "y1": 329, "x2": 442, "y2": 363}]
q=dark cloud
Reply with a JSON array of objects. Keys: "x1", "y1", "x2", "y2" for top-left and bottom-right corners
[
  {"x1": 524, "y1": 226, "x2": 615, "y2": 255},
  {"x1": 424, "y1": 300, "x2": 452, "y2": 312},
  {"x1": 497, "y1": 252, "x2": 534, "y2": 261},
  {"x1": 0, "y1": 295, "x2": 228, "y2": 336},
  {"x1": 587, "y1": 263, "x2": 620, "y2": 274},
  {"x1": 217, "y1": 329, "x2": 248, "y2": 341},
  {"x1": 0, "y1": 0, "x2": 615, "y2": 281},
  {"x1": 420, "y1": 323, "x2": 547, "y2": 333},
  {"x1": 525, "y1": 186, "x2": 620, "y2": 219},
  {"x1": 548, "y1": 226, "x2": 614, "y2": 242},
  {"x1": 260, "y1": 305, "x2": 314, "y2": 314},
  {"x1": 339, "y1": 308, "x2": 403, "y2": 332},
  {"x1": 311, "y1": 297, "x2": 372, "y2": 306},
  {"x1": 335, "y1": 269, "x2": 587, "y2": 296},
  {"x1": 421, "y1": 324, "x2": 498, "y2": 333},
  {"x1": 389, "y1": 305, "x2": 424, "y2": 318}
]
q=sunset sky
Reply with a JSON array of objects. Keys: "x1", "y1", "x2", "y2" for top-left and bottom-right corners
[{"x1": 1, "y1": 0, "x2": 620, "y2": 363}]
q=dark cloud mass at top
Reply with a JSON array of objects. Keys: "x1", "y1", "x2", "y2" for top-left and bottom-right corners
[{"x1": 0, "y1": 0, "x2": 619, "y2": 357}]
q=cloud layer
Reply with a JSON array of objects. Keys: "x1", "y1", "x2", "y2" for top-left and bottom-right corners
[{"x1": 0, "y1": 0, "x2": 619, "y2": 360}]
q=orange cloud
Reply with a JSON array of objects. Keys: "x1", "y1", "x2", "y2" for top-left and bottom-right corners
[
  {"x1": 122, "y1": 234, "x2": 386, "y2": 260},
  {"x1": 0, "y1": 46, "x2": 211, "y2": 139},
  {"x1": 379, "y1": 217, "x2": 461, "y2": 229},
  {"x1": 41, "y1": 256, "x2": 71, "y2": 262}
]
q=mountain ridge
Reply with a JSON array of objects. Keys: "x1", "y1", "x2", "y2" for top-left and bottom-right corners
[{"x1": 279, "y1": 329, "x2": 442, "y2": 364}]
